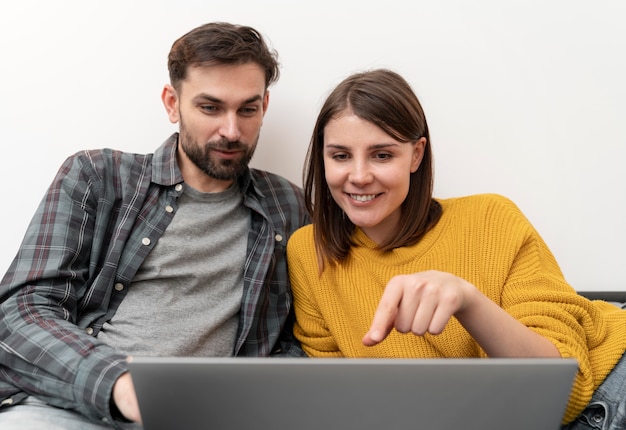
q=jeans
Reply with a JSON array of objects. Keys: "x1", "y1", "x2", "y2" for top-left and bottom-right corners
[
  {"x1": 0, "y1": 396, "x2": 143, "y2": 430},
  {"x1": 562, "y1": 351, "x2": 626, "y2": 430}
]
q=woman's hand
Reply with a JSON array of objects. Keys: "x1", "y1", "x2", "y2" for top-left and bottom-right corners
[
  {"x1": 362, "y1": 270, "x2": 561, "y2": 358},
  {"x1": 362, "y1": 270, "x2": 476, "y2": 346}
]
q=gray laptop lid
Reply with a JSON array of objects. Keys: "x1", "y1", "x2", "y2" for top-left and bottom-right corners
[{"x1": 127, "y1": 357, "x2": 577, "y2": 430}]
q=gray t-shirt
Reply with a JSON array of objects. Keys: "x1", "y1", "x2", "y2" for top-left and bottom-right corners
[{"x1": 99, "y1": 182, "x2": 248, "y2": 357}]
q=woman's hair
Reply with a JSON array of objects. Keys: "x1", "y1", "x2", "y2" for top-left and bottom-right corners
[
  {"x1": 304, "y1": 68, "x2": 442, "y2": 265},
  {"x1": 167, "y1": 22, "x2": 280, "y2": 91}
]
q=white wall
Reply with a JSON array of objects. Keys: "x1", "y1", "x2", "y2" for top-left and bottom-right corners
[{"x1": 1, "y1": 0, "x2": 624, "y2": 291}]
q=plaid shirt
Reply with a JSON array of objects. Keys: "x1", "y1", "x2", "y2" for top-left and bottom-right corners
[{"x1": 0, "y1": 133, "x2": 309, "y2": 425}]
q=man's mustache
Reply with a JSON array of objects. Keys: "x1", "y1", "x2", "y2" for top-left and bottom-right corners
[{"x1": 206, "y1": 139, "x2": 245, "y2": 151}]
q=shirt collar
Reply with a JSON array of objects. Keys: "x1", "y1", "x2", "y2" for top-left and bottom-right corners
[
  {"x1": 151, "y1": 133, "x2": 184, "y2": 186},
  {"x1": 238, "y1": 166, "x2": 266, "y2": 201}
]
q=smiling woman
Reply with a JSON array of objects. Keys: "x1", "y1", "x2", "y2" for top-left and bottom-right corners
[
  {"x1": 304, "y1": 69, "x2": 440, "y2": 261},
  {"x1": 322, "y1": 114, "x2": 424, "y2": 245},
  {"x1": 286, "y1": 68, "x2": 626, "y2": 429}
]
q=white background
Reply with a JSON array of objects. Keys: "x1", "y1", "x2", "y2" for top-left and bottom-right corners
[{"x1": 1, "y1": 0, "x2": 624, "y2": 291}]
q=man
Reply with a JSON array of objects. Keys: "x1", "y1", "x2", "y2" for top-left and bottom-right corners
[{"x1": 0, "y1": 22, "x2": 308, "y2": 429}]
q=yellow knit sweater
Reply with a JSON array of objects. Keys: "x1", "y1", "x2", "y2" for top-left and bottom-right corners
[{"x1": 287, "y1": 193, "x2": 626, "y2": 424}]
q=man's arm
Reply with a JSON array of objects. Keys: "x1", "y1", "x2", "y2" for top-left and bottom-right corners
[
  {"x1": 272, "y1": 308, "x2": 307, "y2": 357},
  {"x1": 0, "y1": 153, "x2": 129, "y2": 422}
]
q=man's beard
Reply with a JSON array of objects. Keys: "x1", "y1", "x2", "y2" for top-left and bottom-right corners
[{"x1": 179, "y1": 125, "x2": 257, "y2": 181}]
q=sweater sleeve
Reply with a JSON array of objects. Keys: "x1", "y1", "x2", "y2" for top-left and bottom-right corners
[
  {"x1": 286, "y1": 226, "x2": 343, "y2": 358},
  {"x1": 486, "y1": 195, "x2": 626, "y2": 423}
]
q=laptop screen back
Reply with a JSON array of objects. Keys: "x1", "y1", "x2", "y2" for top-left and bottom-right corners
[{"x1": 128, "y1": 357, "x2": 577, "y2": 430}]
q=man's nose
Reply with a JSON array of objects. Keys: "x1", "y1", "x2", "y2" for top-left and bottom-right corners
[{"x1": 219, "y1": 112, "x2": 242, "y2": 141}]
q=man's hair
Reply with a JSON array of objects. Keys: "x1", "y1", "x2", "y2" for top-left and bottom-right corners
[
  {"x1": 304, "y1": 68, "x2": 442, "y2": 265},
  {"x1": 168, "y1": 22, "x2": 280, "y2": 90}
]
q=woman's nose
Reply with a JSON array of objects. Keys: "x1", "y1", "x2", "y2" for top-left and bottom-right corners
[{"x1": 348, "y1": 161, "x2": 373, "y2": 185}]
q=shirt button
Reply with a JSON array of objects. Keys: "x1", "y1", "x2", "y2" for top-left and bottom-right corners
[
  {"x1": 1, "y1": 397, "x2": 14, "y2": 406},
  {"x1": 85, "y1": 327, "x2": 94, "y2": 335},
  {"x1": 114, "y1": 283, "x2": 124, "y2": 291},
  {"x1": 175, "y1": 184, "x2": 183, "y2": 192},
  {"x1": 142, "y1": 237, "x2": 151, "y2": 246},
  {"x1": 275, "y1": 234, "x2": 283, "y2": 242},
  {"x1": 165, "y1": 205, "x2": 174, "y2": 213}
]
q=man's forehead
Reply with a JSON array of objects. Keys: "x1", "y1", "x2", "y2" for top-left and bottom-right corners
[
  {"x1": 185, "y1": 63, "x2": 265, "y2": 83},
  {"x1": 179, "y1": 63, "x2": 266, "y2": 101}
]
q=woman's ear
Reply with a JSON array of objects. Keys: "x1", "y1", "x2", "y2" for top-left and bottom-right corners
[
  {"x1": 161, "y1": 84, "x2": 180, "y2": 124},
  {"x1": 410, "y1": 137, "x2": 427, "y2": 173}
]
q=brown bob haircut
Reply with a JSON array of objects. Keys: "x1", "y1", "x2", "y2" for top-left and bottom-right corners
[
  {"x1": 167, "y1": 22, "x2": 280, "y2": 91},
  {"x1": 303, "y1": 68, "x2": 442, "y2": 266}
]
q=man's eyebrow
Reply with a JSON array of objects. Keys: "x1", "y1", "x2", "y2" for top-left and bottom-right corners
[
  {"x1": 242, "y1": 95, "x2": 264, "y2": 104},
  {"x1": 193, "y1": 94, "x2": 264, "y2": 105}
]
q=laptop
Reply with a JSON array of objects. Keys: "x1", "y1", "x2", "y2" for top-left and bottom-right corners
[{"x1": 128, "y1": 356, "x2": 578, "y2": 430}]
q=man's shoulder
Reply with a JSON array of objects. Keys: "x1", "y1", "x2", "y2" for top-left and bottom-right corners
[
  {"x1": 67, "y1": 147, "x2": 152, "y2": 171},
  {"x1": 250, "y1": 168, "x2": 298, "y2": 187},
  {"x1": 71, "y1": 134, "x2": 175, "y2": 166},
  {"x1": 247, "y1": 169, "x2": 309, "y2": 227}
]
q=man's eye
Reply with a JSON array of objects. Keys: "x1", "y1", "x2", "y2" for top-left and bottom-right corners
[
  {"x1": 240, "y1": 107, "x2": 258, "y2": 115},
  {"x1": 201, "y1": 105, "x2": 218, "y2": 113}
]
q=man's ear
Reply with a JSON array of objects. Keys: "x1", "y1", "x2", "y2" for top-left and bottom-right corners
[
  {"x1": 262, "y1": 90, "x2": 270, "y2": 117},
  {"x1": 161, "y1": 84, "x2": 180, "y2": 124},
  {"x1": 410, "y1": 137, "x2": 427, "y2": 173}
]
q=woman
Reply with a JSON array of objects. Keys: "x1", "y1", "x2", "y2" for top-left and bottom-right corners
[{"x1": 286, "y1": 68, "x2": 626, "y2": 428}]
